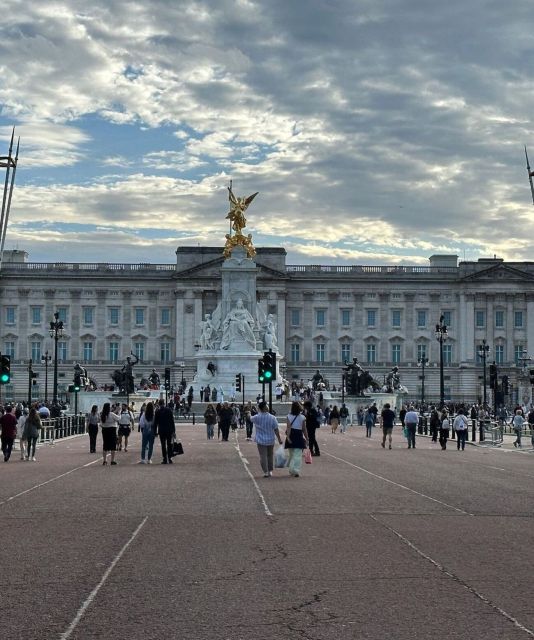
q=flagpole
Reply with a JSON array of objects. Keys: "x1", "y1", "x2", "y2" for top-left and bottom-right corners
[{"x1": 525, "y1": 145, "x2": 534, "y2": 205}]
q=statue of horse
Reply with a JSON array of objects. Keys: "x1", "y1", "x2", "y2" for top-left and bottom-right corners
[{"x1": 111, "y1": 369, "x2": 126, "y2": 392}]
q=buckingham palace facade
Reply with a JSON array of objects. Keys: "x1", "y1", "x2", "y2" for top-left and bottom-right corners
[{"x1": 1, "y1": 247, "x2": 533, "y2": 404}]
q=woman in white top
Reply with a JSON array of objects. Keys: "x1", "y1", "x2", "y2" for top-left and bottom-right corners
[
  {"x1": 285, "y1": 401, "x2": 308, "y2": 477},
  {"x1": 17, "y1": 408, "x2": 28, "y2": 460},
  {"x1": 100, "y1": 402, "x2": 120, "y2": 465}
]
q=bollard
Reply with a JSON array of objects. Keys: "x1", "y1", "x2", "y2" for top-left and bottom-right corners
[
  {"x1": 479, "y1": 420, "x2": 486, "y2": 442},
  {"x1": 417, "y1": 416, "x2": 423, "y2": 435},
  {"x1": 471, "y1": 419, "x2": 477, "y2": 442},
  {"x1": 192, "y1": 412, "x2": 195, "y2": 425},
  {"x1": 423, "y1": 416, "x2": 428, "y2": 436}
]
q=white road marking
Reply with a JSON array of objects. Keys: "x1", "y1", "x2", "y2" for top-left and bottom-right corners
[
  {"x1": 59, "y1": 516, "x2": 148, "y2": 640},
  {"x1": 371, "y1": 515, "x2": 534, "y2": 638},
  {"x1": 234, "y1": 434, "x2": 273, "y2": 517},
  {"x1": 324, "y1": 451, "x2": 473, "y2": 516},
  {"x1": 0, "y1": 459, "x2": 100, "y2": 507}
]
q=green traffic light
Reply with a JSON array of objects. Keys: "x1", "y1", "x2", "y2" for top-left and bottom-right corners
[
  {"x1": 259, "y1": 375, "x2": 265, "y2": 382},
  {"x1": 0, "y1": 373, "x2": 9, "y2": 383},
  {"x1": 264, "y1": 371, "x2": 272, "y2": 379}
]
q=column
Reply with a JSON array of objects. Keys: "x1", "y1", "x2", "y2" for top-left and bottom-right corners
[
  {"x1": 378, "y1": 293, "x2": 389, "y2": 362},
  {"x1": 95, "y1": 290, "x2": 107, "y2": 360},
  {"x1": 174, "y1": 290, "x2": 185, "y2": 361},
  {"x1": 328, "y1": 291, "x2": 339, "y2": 362},
  {"x1": 18, "y1": 289, "x2": 30, "y2": 361},
  {"x1": 302, "y1": 291, "x2": 313, "y2": 362},
  {"x1": 459, "y1": 292, "x2": 467, "y2": 362},
  {"x1": 465, "y1": 294, "x2": 475, "y2": 362},
  {"x1": 526, "y1": 294, "x2": 534, "y2": 356},
  {"x1": 121, "y1": 290, "x2": 132, "y2": 359},
  {"x1": 276, "y1": 291, "x2": 287, "y2": 359},
  {"x1": 505, "y1": 294, "x2": 515, "y2": 363},
  {"x1": 69, "y1": 289, "x2": 81, "y2": 360},
  {"x1": 404, "y1": 293, "x2": 415, "y2": 361},
  {"x1": 353, "y1": 293, "x2": 364, "y2": 361}
]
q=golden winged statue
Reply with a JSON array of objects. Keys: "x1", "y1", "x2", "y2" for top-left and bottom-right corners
[
  {"x1": 226, "y1": 186, "x2": 258, "y2": 234},
  {"x1": 223, "y1": 183, "x2": 259, "y2": 258}
]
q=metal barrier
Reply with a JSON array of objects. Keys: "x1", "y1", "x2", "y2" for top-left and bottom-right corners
[{"x1": 39, "y1": 414, "x2": 86, "y2": 444}]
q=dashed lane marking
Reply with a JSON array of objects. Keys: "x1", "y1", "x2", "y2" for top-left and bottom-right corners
[
  {"x1": 59, "y1": 516, "x2": 148, "y2": 640},
  {"x1": 0, "y1": 458, "x2": 100, "y2": 507},
  {"x1": 233, "y1": 433, "x2": 273, "y2": 517},
  {"x1": 323, "y1": 451, "x2": 474, "y2": 516},
  {"x1": 370, "y1": 515, "x2": 534, "y2": 638}
]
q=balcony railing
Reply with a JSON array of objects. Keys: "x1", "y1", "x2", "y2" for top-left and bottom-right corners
[
  {"x1": 1, "y1": 262, "x2": 176, "y2": 272},
  {"x1": 285, "y1": 265, "x2": 458, "y2": 275}
]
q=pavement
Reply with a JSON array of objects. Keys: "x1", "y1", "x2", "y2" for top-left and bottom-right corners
[{"x1": 2, "y1": 423, "x2": 534, "y2": 639}]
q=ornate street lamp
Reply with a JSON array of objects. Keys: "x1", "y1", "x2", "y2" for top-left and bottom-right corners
[
  {"x1": 435, "y1": 315, "x2": 448, "y2": 408},
  {"x1": 49, "y1": 312, "x2": 64, "y2": 405},
  {"x1": 417, "y1": 355, "x2": 429, "y2": 405},
  {"x1": 41, "y1": 350, "x2": 52, "y2": 403},
  {"x1": 477, "y1": 339, "x2": 491, "y2": 408}
]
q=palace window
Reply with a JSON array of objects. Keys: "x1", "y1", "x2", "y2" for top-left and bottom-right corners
[
  {"x1": 161, "y1": 308, "x2": 171, "y2": 326},
  {"x1": 367, "y1": 309, "x2": 376, "y2": 328},
  {"x1": 514, "y1": 311, "x2": 523, "y2": 328},
  {"x1": 391, "y1": 343, "x2": 401, "y2": 364},
  {"x1": 31, "y1": 341, "x2": 41, "y2": 362},
  {"x1": 417, "y1": 310, "x2": 426, "y2": 328},
  {"x1": 109, "y1": 308, "x2": 120, "y2": 326},
  {"x1": 366, "y1": 343, "x2": 376, "y2": 363},
  {"x1": 315, "y1": 310, "x2": 326, "y2": 327},
  {"x1": 31, "y1": 307, "x2": 41, "y2": 325},
  {"x1": 135, "y1": 308, "x2": 145, "y2": 326},
  {"x1": 341, "y1": 309, "x2": 351, "y2": 326},
  {"x1": 109, "y1": 342, "x2": 119, "y2": 363},
  {"x1": 160, "y1": 342, "x2": 171, "y2": 363},
  {"x1": 495, "y1": 310, "x2": 504, "y2": 329},
  {"x1": 340, "y1": 343, "x2": 351, "y2": 362},
  {"x1": 83, "y1": 342, "x2": 93, "y2": 362},
  {"x1": 5, "y1": 307, "x2": 15, "y2": 325},
  {"x1": 83, "y1": 307, "x2": 94, "y2": 326},
  {"x1": 316, "y1": 343, "x2": 325, "y2": 362}
]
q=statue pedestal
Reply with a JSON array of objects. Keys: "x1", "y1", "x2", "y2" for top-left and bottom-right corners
[{"x1": 193, "y1": 348, "x2": 279, "y2": 401}]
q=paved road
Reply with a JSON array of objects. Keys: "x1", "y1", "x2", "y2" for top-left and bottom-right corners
[{"x1": 2, "y1": 424, "x2": 534, "y2": 639}]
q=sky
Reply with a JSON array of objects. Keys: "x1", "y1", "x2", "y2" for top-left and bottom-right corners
[{"x1": 0, "y1": 0, "x2": 533, "y2": 266}]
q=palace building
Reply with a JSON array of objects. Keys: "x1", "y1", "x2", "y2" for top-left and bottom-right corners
[{"x1": 0, "y1": 247, "x2": 533, "y2": 404}]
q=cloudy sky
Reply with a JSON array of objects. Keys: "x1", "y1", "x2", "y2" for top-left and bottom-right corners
[{"x1": 1, "y1": 0, "x2": 533, "y2": 266}]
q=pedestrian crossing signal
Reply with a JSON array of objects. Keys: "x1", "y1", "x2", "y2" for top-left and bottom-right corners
[{"x1": 0, "y1": 355, "x2": 10, "y2": 384}]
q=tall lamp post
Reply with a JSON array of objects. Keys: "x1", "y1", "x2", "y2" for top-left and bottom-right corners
[
  {"x1": 41, "y1": 350, "x2": 52, "y2": 403},
  {"x1": 435, "y1": 315, "x2": 448, "y2": 408},
  {"x1": 180, "y1": 361, "x2": 186, "y2": 392},
  {"x1": 477, "y1": 339, "x2": 490, "y2": 407},
  {"x1": 49, "y1": 312, "x2": 64, "y2": 405},
  {"x1": 417, "y1": 355, "x2": 429, "y2": 405}
]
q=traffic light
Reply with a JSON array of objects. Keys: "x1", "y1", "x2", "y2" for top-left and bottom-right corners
[
  {"x1": 0, "y1": 355, "x2": 11, "y2": 384},
  {"x1": 30, "y1": 370, "x2": 37, "y2": 386},
  {"x1": 164, "y1": 367, "x2": 171, "y2": 391},
  {"x1": 235, "y1": 373, "x2": 242, "y2": 393},
  {"x1": 258, "y1": 358, "x2": 266, "y2": 383},
  {"x1": 502, "y1": 375, "x2": 509, "y2": 395},
  {"x1": 72, "y1": 377, "x2": 81, "y2": 392},
  {"x1": 489, "y1": 363, "x2": 498, "y2": 389},
  {"x1": 263, "y1": 351, "x2": 276, "y2": 382}
]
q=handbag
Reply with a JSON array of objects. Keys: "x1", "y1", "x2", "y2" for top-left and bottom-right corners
[
  {"x1": 303, "y1": 448, "x2": 312, "y2": 464},
  {"x1": 171, "y1": 440, "x2": 184, "y2": 456}
]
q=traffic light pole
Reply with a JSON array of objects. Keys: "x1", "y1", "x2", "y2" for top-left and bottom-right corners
[
  {"x1": 242, "y1": 375, "x2": 245, "y2": 407},
  {"x1": 268, "y1": 380, "x2": 273, "y2": 414},
  {"x1": 28, "y1": 358, "x2": 33, "y2": 407}
]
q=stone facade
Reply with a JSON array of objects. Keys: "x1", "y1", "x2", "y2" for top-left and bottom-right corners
[{"x1": 0, "y1": 248, "x2": 533, "y2": 404}]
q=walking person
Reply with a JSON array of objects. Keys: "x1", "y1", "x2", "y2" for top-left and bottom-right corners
[
  {"x1": 339, "y1": 403, "x2": 349, "y2": 433},
  {"x1": 139, "y1": 401, "x2": 156, "y2": 463},
  {"x1": 429, "y1": 406, "x2": 440, "y2": 443},
  {"x1": 303, "y1": 400, "x2": 320, "y2": 456},
  {"x1": 86, "y1": 404, "x2": 99, "y2": 453},
  {"x1": 100, "y1": 402, "x2": 120, "y2": 465},
  {"x1": 284, "y1": 401, "x2": 309, "y2": 478},
  {"x1": 528, "y1": 406, "x2": 534, "y2": 448},
  {"x1": 330, "y1": 405, "x2": 340, "y2": 434},
  {"x1": 23, "y1": 407, "x2": 42, "y2": 461},
  {"x1": 17, "y1": 408, "x2": 28, "y2": 460},
  {"x1": 218, "y1": 402, "x2": 233, "y2": 442},
  {"x1": 453, "y1": 408, "x2": 469, "y2": 451},
  {"x1": 1, "y1": 405, "x2": 18, "y2": 462},
  {"x1": 364, "y1": 407, "x2": 375, "y2": 438},
  {"x1": 154, "y1": 399, "x2": 176, "y2": 464},
  {"x1": 204, "y1": 403, "x2": 217, "y2": 440},
  {"x1": 250, "y1": 400, "x2": 283, "y2": 477},
  {"x1": 380, "y1": 403, "x2": 396, "y2": 450},
  {"x1": 439, "y1": 409, "x2": 450, "y2": 450},
  {"x1": 404, "y1": 405, "x2": 419, "y2": 449},
  {"x1": 512, "y1": 409, "x2": 525, "y2": 448},
  {"x1": 117, "y1": 403, "x2": 134, "y2": 452}
]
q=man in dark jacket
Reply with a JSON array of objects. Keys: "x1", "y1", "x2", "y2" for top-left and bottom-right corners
[
  {"x1": 218, "y1": 402, "x2": 234, "y2": 441},
  {"x1": 0, "y1": 406, "x2": 18, "y2": 462},
  {"x1": 304, "y1": 400, "x2": 321, "y2": 456},
  {"x1": 154, "y1": 399, "x2": 176, "y2": 464}
]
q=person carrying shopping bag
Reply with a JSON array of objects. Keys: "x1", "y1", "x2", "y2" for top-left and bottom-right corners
[{"x1": 285, "y1": 401, "x2": 309, "y2": 478}]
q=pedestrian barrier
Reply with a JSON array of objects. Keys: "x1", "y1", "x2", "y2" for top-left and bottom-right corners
[{"x1": 38, "y1": 414, "x2": 86, "y2": 444}]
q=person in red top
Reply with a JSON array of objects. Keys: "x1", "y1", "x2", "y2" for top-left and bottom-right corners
[{"x1": 1, "y1": 405, "x2": 18, "y2": 462}]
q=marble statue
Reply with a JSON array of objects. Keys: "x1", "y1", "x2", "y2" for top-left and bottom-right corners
[
  {"x1": 220, "y1": 298, "x2": 256, "y2": 350},
  {"x1": 264, "y1": 314, "x2": 278, "y2": 350},
  {"x1": 199, "y1": 313, "x2": 215, "y2": 350}
]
